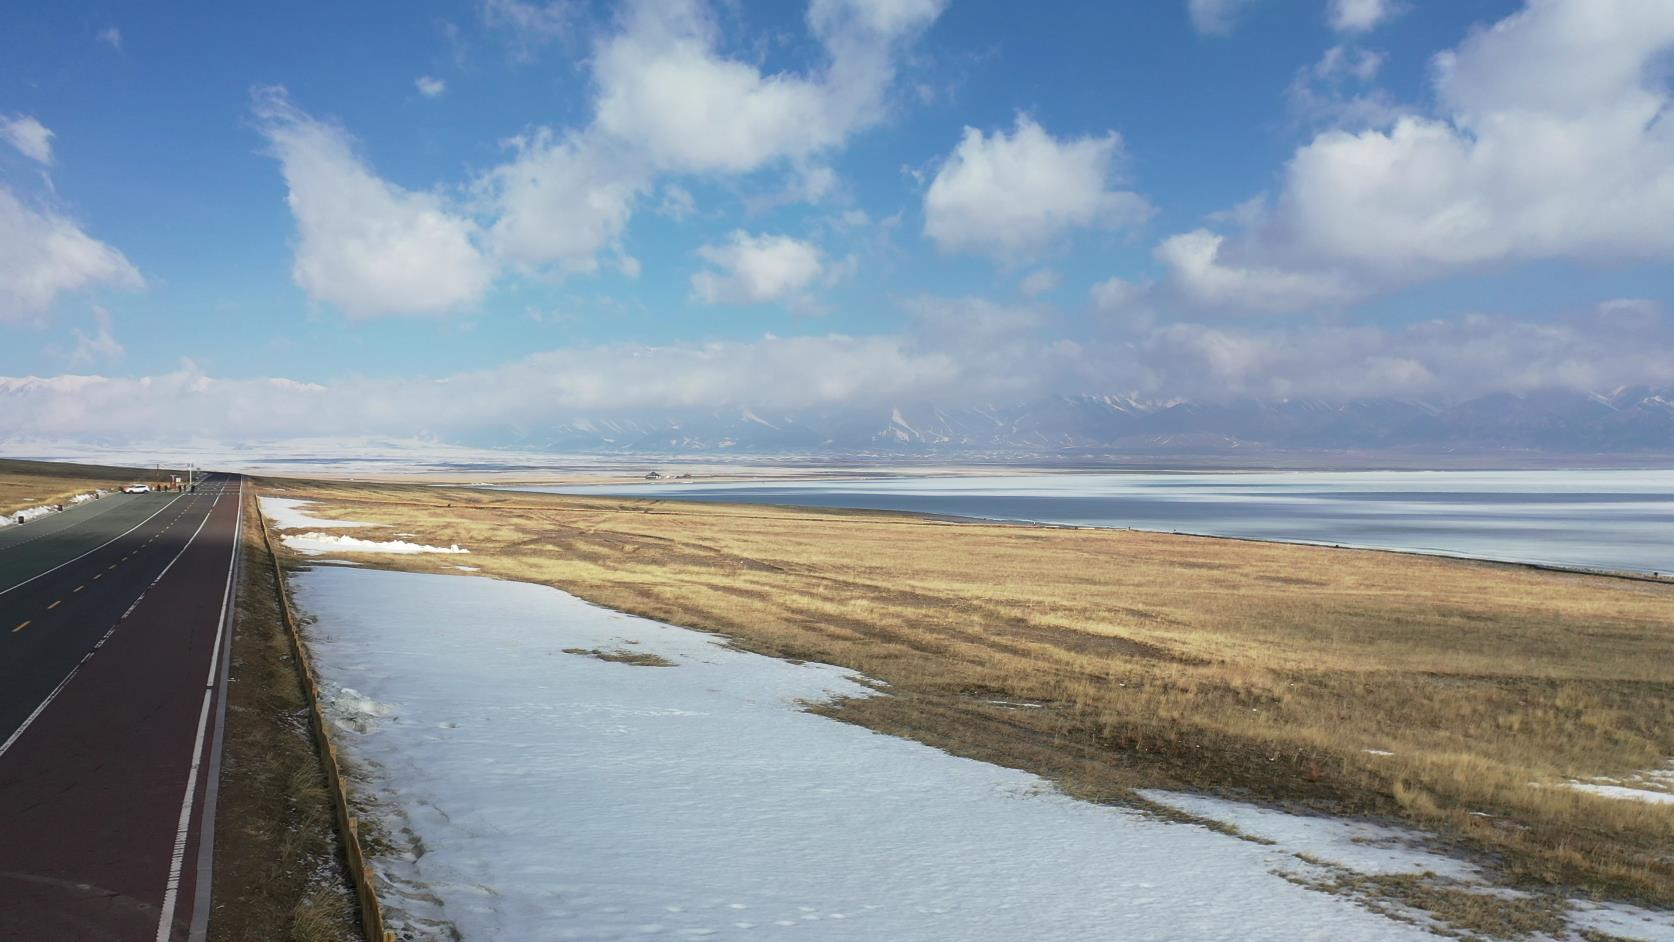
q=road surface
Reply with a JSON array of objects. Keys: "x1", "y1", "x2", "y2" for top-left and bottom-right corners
[{"x1": 0, "y1": 474, "x2": 243, "y2": 941}]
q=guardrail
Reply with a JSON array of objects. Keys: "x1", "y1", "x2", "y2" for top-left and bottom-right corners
[{"x1": 254, "y1": 498, "x2": 394, "y2": 942}]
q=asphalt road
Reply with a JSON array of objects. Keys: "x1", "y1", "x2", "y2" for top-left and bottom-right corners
[{"x1": 0, "y1": 474, "x2": 243, "y2": 941}]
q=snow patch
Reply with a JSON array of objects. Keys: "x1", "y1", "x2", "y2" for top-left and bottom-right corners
[
  {"x1": 1564, "y1": 760, "x2": 1674, "y2": 805},
  {"x1": 1139, "y1": 790, "x2": 1479, "y2": 881},
  {"x1": 292, "y1": 566, "x2": 1461, "y2": 942},
  {"x1": 2, "y1": 489, "x2": 108, "y2": 526},
  {"x1": 259, "y1": 496, "x2": 369, "y2": 530},
  {"x1": 282, "y1": 532, "x2": 469, "y2": 556}
]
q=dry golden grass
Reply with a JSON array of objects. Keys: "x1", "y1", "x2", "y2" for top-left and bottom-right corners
[
  {"x1": 210, "y1": 489, "x2": 358, "y2": 942},
  {"x1": 259, "y1": 478, "x2": 1674, "y2": 916},
  {"x1": 0, "y1": 457, "x2": 163, "y2": 516}
]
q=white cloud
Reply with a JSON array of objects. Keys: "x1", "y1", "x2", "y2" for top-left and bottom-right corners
[
  {"x1": 1161, "y1": 0, "x2": 1674, "y2": 311},
  {"x1": 480, "y1": 0, "x2": 580, "y2": 58},
  {"x1": 253, "y1": 88, "x2": 495, "y2": 317},
  {"x1": 1, "y1": 115, "x2": 54, "y2": 165},
  {"x1": 470, "y1": 0, "x2": 942, "y2": 279},
  {"x1": 1018, "y1": 269, "x2": 1060, "y2": 297},
  {"x1": 7, "y1": 300, "x2": 1669, "y2": 443},
  {"x1": 0, "y1": 185, "x2": 142, "y2": 323},
  {"x1": 1287, "y1": 44, "x2": 1401, "y2": 130},
  {"x1": 1187, "y1": 0, "x2": 1257, "y2": 35},
  {"x1": 97, "y1": 26, "x2": 121, "y2": 50},
  {"x1": 69, "y1": 306, "x2": 123, "y2": 365},
  {"x1": 416, "y1": 76, "x2": 447, "y2": 98},
  {"x1": 591, "y1": 0, "x2": 943, "y2": 174},
  {"x1": 691, "y1": 231, "x2": 827, "y2": 305},
  {"x1": 482, "y1": 129, "x2": 648, "y2": 275},
  {"x1": 1089, "y1": 275, "x2": 1155, "y2": 330},
  {"x1": 1156, "y1": 229, "x2": 1359, "y2": 312},
  {"x1": 923, "y1": 115, "x2": 1151, "y2": 260},
  {"x1": 0, "y1": 334, "x2": 966, "y2": 441},
  {"x1": 1327, "y1": 0, "x2": 1403, "y2": 34},
  {"x1": 657, "y1": 183, "x2": 697, "y2": 220}
]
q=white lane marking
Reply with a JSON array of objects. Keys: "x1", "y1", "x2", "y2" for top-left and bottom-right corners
[
  {"x1": 0, "y1": 491, "x2": 185, "y2": 597},
  {"x1": 186, "y1": 479, "x2": 243, "y2": 942},
  {"x1": 157, "y1": 478, "x2": 241, "y2": 942},
  {"x1": 0, "y1": 483, "x2": 224, "y2": 759},
  {"x1": 155, "y1": 689, "x2": 213, "y2": 942}
]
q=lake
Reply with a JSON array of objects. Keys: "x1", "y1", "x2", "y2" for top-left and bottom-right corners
[{"x1": 527, "y1": 469, "x2": 1674, "y2": 575}]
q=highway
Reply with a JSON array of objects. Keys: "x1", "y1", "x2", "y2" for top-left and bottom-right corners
[{"x1": 0, "y1": 474, "x2": 243, "y2": 942}]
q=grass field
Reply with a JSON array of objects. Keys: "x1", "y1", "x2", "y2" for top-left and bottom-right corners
[
  {"x1": 257, "y1": 477, "x2": 1674, "y2": 929},
  {"x1": 0, "y1": 457, "x2": 168, "y2": 516}
]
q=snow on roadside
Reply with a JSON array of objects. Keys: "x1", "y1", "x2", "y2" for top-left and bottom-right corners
[
  {"x1": 258, "y1": 496, "x2": 370, "y2": 530},
  {"x1": 2, "y1": 489, "x2": 111, "y2": 527},
  {"x1": 294, "y1": 566, "x2": 1456, "y2": 942},
  {"x1": 281, "y1": 532, "x2": 469, "y2": 557}
]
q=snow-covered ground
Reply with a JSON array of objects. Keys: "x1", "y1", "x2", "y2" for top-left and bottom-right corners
[
  {"x1": 260, "y1": 496, "x2": 369, "y2": 530},
  {"x1": 292, "y1": 565, "x2": 1628, "y2": 942},
  {"x1": 1564, "y1": 762, "x2": 1674, "y2": 805},
  {"x1": 281, "y1": 532, "x2": 470, "y2": 556},
  {"x1": 259, "y1": 497, "x2": 469, "y2": 556},
  {"x1": 2, "y1": 488, "x2": 110, "y2": 526}
]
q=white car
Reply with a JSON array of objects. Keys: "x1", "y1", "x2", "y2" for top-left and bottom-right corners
[{"x1": 122, "y1": 484, "x2": 150, "y2": 494}]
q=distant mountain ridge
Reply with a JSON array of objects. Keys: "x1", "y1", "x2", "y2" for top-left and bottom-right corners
[{"x1": 485, "y1": 387, "x2": 1674, "y2": 456}]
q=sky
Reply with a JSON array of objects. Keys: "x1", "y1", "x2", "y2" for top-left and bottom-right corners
[{"x1": 1, "y1": 0, "x2": 1673, "y2": 444}]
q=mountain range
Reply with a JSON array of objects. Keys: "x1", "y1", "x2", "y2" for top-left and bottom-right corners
[{"x1": 482, "y1": 387, "x2": 1674, "y2": 458}]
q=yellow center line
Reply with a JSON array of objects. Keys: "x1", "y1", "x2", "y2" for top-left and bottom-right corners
[
  {"x1": 12, "y1": 621, "x2": 28, "y2": 633},
  {"x1": 47, "y1": 600, "x2": 61, "y2": 610}
]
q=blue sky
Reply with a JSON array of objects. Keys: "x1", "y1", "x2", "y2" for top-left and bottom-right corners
[{"x1": 1, "y1": 0, "x2": 1672, "y2": 442}]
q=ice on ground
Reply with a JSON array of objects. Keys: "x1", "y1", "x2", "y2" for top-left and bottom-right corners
[
  {"x1": 453, "y1": 565, "x2": 480, "y2": 572},
  {"x1": 259, "y1": 496, "x2": 370, "y2": 530},
  {"x1": 1564, "y1": 760, "x2": 1674, "y2": 805},
  {"x1": 1569, "y1": 900, "x2": 1674, "y2": 942},
  {"x1": 293, "y1": 566, "x2": 1459, "y2": 942},
  {"x1": 1565, "y1": 783, "x2": 1674, "y2": 804},
  {"x1": 281, "y1": 532, "x2": 469, "y2": 556},
  {"x1": 1138, "y1": 790, "x2": 1479, "y2": 881}
]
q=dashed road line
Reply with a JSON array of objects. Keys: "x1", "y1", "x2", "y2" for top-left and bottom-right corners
[{"x1": 12, "y1": 621, "x2": 28, "y2": 633}]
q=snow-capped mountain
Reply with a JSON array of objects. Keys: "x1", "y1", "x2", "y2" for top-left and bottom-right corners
[{"x1": 479, "y1": 388, "x2": 1674, "y2": 456}]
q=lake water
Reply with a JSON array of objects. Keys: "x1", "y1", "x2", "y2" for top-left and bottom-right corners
[{"x1": 529, "y1": 470, "x2": 1674, "y2": 575}]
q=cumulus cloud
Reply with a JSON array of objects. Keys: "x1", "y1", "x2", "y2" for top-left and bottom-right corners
[
  {"x1": 0, "y1": 334, "x2": 965, "y2": 441},
  {"x1": 0, "y1": 185, "x2": 142, "y2": 323},
  {"x1": 482, "y1": 129, "x2": 648, "y2": 276},
  {"x1": 254, "y1": 88, "x2": 495, "y2": 316},
  {"x1": 1187, "y1": 0, "x2": 1258, "y2": 35},
  {"x1": 69, "y1": 306, "x2": 123, "y2": 365},
  {"x1": 591, "y1": 0, "x2": 943, "y2": 175},
  {"x1": 466, "y1": 0, "x2": 945, "y2": 279},
  {"x1": 480, "y1": 0, "x2": 581, "y2": 58},
  {"x1": 1160, "y1": 0, "x2": 1674, "y2": 312},
  {"x1": 691, "y1": 231, "x2": 827, "y2": 306},
  {"x1": 1, "y1": 115, "x2": 54, "y2": 165},
  {"x1": 923, "y1": 115, "x2": 1151, "y2": 261},
  {"x1": 1018, "y1": 269, "x2": 1061, "y2": 297},
  {"x1": 1327, "y1": 0, "x2": 1403, "y2": 34},
  {"x1": 1155, "y1": 229, "x2": 1360, "y2": 312},
  {"x1": 1137, "y1": 303, "x2": 1674, "y2": 401},
  {"x1": 416, "y1": 76, "x2": 447, "y2": 98},
  {"x1": 7, "y1": 300, "x2": 1668, "y2": 442}
]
